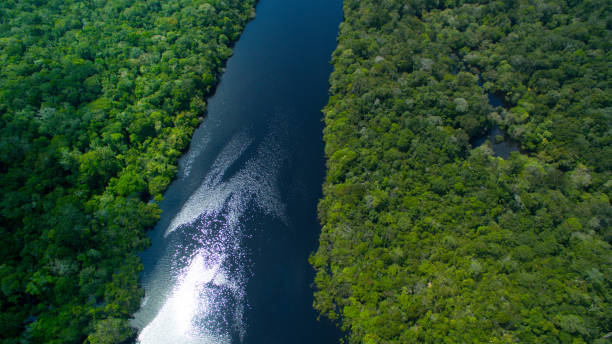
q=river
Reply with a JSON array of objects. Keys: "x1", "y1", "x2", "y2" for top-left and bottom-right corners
[{"x1": 131, "y1": 0, "x2": 343, "y2": 343}]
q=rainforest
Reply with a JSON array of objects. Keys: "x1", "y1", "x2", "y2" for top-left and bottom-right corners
[
  {"x1": 0, "y1": 0, "x2": 255, "y2": 342},
  {"x1": 0, "y1": 0, "x2": 611, "y2": 343},
  {"x1": 312, "y1": 0, "x2": 611, "y2": 343}
]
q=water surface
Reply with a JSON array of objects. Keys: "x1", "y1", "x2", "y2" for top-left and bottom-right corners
[
  {"x1": 132, "y1": 0, "x2": 343, "y2": 342},
  {"x1": 473, "y1": 93, "x2": 520, "y2": 159}
]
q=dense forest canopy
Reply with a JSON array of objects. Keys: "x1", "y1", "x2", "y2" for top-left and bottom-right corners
[
  {"x1": 312, "y1": 0, "x2": 611, "y2": 343},
  {"x1": 0, "y1": 0, "x2": 255, "y2": 342}
]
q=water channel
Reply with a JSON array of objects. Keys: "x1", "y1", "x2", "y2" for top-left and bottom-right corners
[{"x1": 132, "y1": 0, "x2": 343, "y2": 342}]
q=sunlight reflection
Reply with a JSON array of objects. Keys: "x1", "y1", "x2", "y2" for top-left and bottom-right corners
[{"x1": 138, "y1": 252, "x2": 233, "y2": 344}]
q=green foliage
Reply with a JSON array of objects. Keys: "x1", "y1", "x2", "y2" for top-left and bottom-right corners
[
  {"x1": 0, "y1": 0, "x2": 255, "y2": 342},
  {"x1": 86, "y1": 318, "x2": 134, "y2": 344},
  {"x1": 313, "y1": 0, "x2": 612, "y2": 343}
]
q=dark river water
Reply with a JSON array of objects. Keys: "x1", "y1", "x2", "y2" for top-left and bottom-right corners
[{"x1": 132, "y1": 0, "x2": 343, "y2": 343}]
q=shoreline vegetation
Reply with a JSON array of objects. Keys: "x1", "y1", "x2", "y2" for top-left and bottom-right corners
[
  {"x1": 312, "y1": 0, "x2": 611, "y2": 343},
  {"x1": 0, "y1": 0, "x2": 255, "y2": 342}
]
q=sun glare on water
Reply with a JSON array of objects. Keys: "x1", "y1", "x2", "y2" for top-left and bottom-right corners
[
  {"x1": 135, "y1": 121, "x2": 288, "y2": 344},
  {"x1": 138, "y1": 252, "x2": 236, "y2": 344}
]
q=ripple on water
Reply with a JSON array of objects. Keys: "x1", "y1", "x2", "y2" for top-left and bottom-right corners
[
  {"x1": 136, "y1": 117, "x2": 289, "y2": 343},
  {"x1": 180, "y1": 131, "x2": 211, "y2": 178},
  {"x1": 138, "y1": 251, "x2": 239, "y2": 344},
  {"x1": 166, "y1": 131, "x2": 252, "y2": 236}
]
